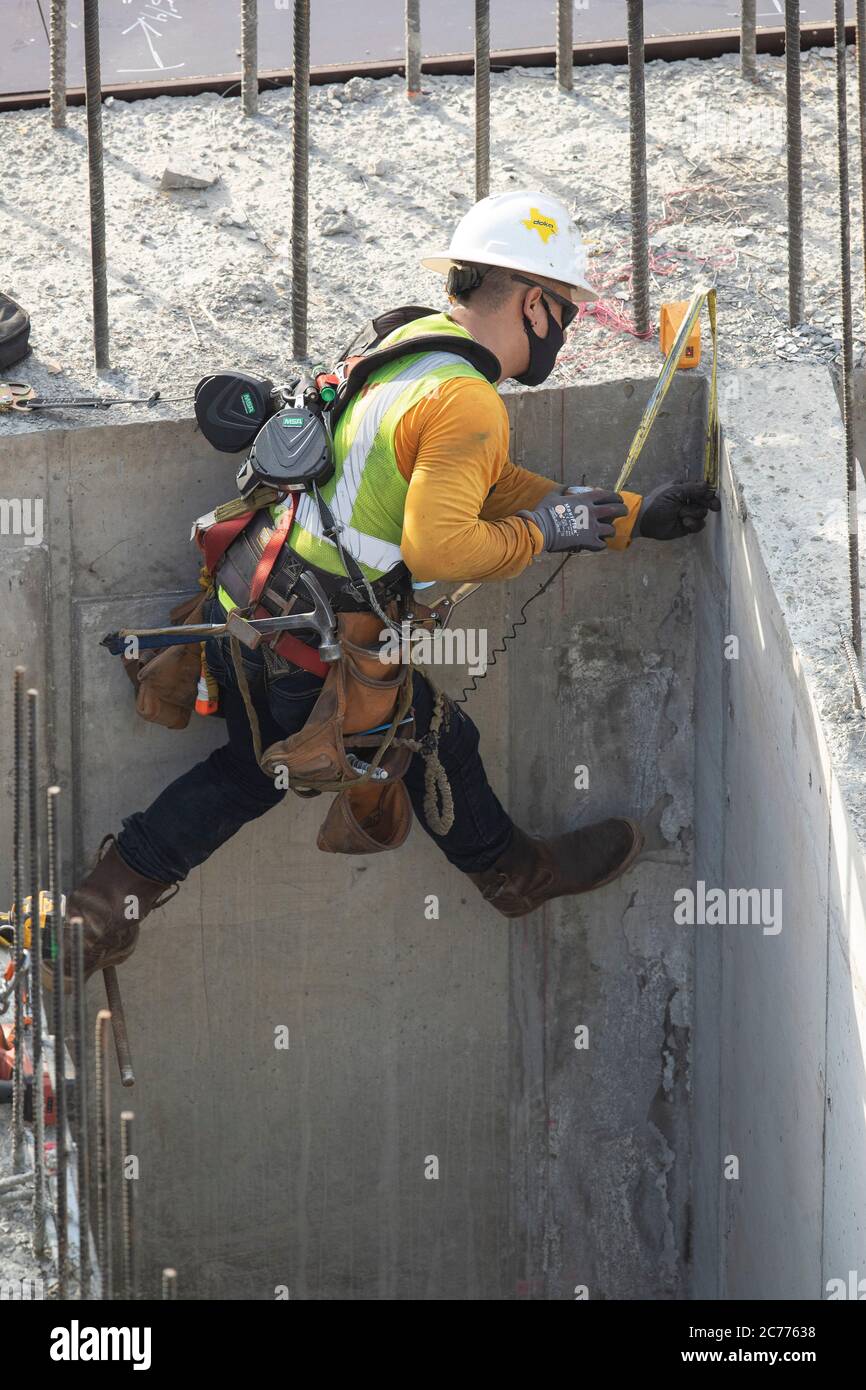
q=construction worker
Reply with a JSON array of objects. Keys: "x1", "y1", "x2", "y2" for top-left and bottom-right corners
[{"x1": 51, "y1": 190, "x2": 719, "y2": 986}]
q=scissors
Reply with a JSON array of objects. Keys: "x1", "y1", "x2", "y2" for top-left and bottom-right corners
[
  {"x1": 0, "y1": 382, "x2": 163, "y2": 412},
  {"x1": 0, "y1": 381, "x2": 36, "y2": 412}
]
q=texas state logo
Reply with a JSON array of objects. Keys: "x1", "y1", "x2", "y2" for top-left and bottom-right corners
[{"x1": 521, "y1": 207, "x2": 559, "y2": 243}]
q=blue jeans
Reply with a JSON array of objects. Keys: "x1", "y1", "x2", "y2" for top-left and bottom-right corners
[{"x1": 117, "y1": 601, "x2": 514, "y2": 884}]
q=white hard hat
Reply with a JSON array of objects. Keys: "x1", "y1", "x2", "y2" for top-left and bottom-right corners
[{"x1": 421, "y1": 190, "x2": 597, "y2": 305}]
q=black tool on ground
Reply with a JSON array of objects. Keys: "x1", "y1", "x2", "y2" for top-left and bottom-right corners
[
  {"x1": 0, "y1": 293, "x2": 31, "y2": 371},
  {"x1": 0, "y1": 382, "x2": 163, "y2": 412},
  {"x1": 27, "y1": 390, "x2": 162, "y2": 411}
]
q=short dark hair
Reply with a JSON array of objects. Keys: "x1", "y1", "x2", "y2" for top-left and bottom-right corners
[{"x1": 449, "y1": 262, "x2": 520, "y2": 311}]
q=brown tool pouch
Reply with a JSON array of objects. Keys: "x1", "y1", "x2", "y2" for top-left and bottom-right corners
[
  {"x1": 123, "y1": 592, "x2": 208, "y2": 731},
  {"x1": 259, "y1": 611, "x2": 415, "y2": 853},
  {"x1": 317, "y1": 777, "x2": 412, "y2": 854}
]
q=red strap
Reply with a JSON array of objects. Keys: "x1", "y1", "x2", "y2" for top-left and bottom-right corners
[
  {"x1": 261, "y1": 611, "x2": 329, "y2": 677},
  {"x1": 249, "y1": 498, "x2": 296, "y2": 607},
  {"x1": 200, "y1": 495, "x2": 328, "y2": 676},
  {"x1": 197, "y1": 512, "x2": 256, "y2": 575}
]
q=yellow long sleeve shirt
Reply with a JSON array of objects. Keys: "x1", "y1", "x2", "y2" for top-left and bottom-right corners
[{"x1": 395, "y1": 375, "x2": 642, "y2": 583}]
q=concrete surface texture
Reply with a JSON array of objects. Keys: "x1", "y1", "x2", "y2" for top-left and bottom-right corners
[
  {"x1": 693, "y1": 363, "x2": 866, "y2": 1300},
  {"x1": 0, "y1": 373, "x2": 706, "y2": 1300}
]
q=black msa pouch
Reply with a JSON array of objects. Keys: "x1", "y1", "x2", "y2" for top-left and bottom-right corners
[
  {"x1": 194, "y1": 371, "x2": 275, "y2": 453},
  {"x1": 236, "y1": 405, "x2": 333, "y2": 497}
]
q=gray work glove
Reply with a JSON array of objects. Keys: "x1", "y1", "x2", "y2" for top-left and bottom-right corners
[
  {"x1": 518, "y1": 486, "x2": 628, "y2": 554},
  {"x1": 637, "y1": 480, "x2": 721, "y2": 540}
]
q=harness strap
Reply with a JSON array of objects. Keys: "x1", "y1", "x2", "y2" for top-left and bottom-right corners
[
  {"x1": 230, "y1": 635, "x2": 263, "y2": 763},
  {"x1": 248, "y1": 499, "x2": 295, "y2": 607},
  {"x1": 268, "y1": 617, "x2": 329, "y2": 677},
  {"x1": 329, "y1": 332, "x2": 501, "y2": 430}
]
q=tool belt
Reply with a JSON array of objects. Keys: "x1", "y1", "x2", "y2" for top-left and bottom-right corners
[
  {"x1": 255, "y1": 610, "x2": 416, "y2": 854},
  {"x1": 216, "y1": 509, "x2": 411, "y2": 619}
]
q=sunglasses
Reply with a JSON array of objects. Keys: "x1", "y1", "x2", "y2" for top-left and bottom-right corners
[{"x1": 511, "y1": 274, "x2": 579, "y2": 330}]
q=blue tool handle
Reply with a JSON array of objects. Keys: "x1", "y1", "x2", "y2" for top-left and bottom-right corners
[{"x1": 101, "y1": 630, "x2": 204, "y2": 655}]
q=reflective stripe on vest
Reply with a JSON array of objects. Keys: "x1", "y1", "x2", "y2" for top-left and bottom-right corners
[
  {"x1": 290, "y1": 351, "x2": 453, "y2": 575},
  {"x1": 287, "y1": 314, "x2": 491, "y2": 582}
]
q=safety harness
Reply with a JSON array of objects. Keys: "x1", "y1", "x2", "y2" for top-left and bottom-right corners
[
  {"x1": 186, "y1": 308, "x2": 502, "y2": 851},
  {"x1": 194, "y1": 307, "x2": 500, "y2": 675}
]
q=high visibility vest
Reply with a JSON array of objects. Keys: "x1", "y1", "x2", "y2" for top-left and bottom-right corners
[{"x1": 216, "y1": 312, "x2": 494, "y2": 614}]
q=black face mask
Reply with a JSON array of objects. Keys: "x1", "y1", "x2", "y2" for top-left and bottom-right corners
[{"x1": 514, "y1": 300, "x2": 565, "y2": 386}]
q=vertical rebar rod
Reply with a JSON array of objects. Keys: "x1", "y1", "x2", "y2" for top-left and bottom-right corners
[
  {"x1": 841, "y1": 626, "x2": 866, "y2": 709},
  {"x1": 50, "y1": 1, "x2": 67, "y2": 129},
  {"x1": 95, "y1": 1008, "x2": 112, "y2": 1300},
  {"x1": 11, "y1": 668, "x2": 26, "y2": 1172},
  {"x1": 82, "y1": 0, "x2": 109, "y2": 368},
  {"x1": 406, "y1": 0, "x2": 422, "y2": 98},
  {"x1": 27, "y1": 690, "x2": 45, "y2": 1258},
  {"x1": 291, "y1": 0, "x2": 310, "y2": 361},
  {"x1": 557, "y1": 0, "x2": 573, "y2": 92},
  {"x1": 47, "y1": 786, "x2": 67, "y2": 1298},
  {"x1": 162, "y1": 1268, "x2": 177, "y2": 1299},
  {"x1": 120, "y1": 1110, "x2": 135, "y2": 1301},
  {"x1": 241, "y1": 0, "x2": 258, "y2": 117},
  {"x1": 71, "y1": 918, "x2": 90, "y2": 1299},
  {"x1": 474, "y1": 0, "x2": 490, "y2": 201},
  {"x1": 857, "y1": 0, "x2": 866, "y2": 322},
  {"x1": 786, "y1": 0, "x2": 804, "y2": 326},
  {"x1": 742, "y1": 0, "x2": 757, "y2": 81},
  {"x1": 836, "y1": 0, "x2": 864, "y2": 661},
  {"x1": 627, "y1": 1, "x2": 650, "y2": 337}
]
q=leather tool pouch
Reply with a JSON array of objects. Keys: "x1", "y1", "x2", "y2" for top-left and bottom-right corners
[
  {"x1": 259, "y1": 611, "x2": 414, "y2": 853},
  {"x1": 123, "y1": 592, "x2": 209, "y2": 731}
]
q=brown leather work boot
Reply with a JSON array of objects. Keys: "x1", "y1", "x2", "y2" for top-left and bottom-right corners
[
  {"x1": 43, "y1": 838, "x2": 177, "y2": 992},
  {"x1": 467, "y1": 818, "x2": 644, "y2": 919}
]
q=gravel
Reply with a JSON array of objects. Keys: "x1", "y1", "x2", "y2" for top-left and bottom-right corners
[
  {"x1": 0, "y1": 1111, "x2": 54, "y2": 1298},
  {"x1": 1, "y1": 45, "x2": 865, "y2": 434}
]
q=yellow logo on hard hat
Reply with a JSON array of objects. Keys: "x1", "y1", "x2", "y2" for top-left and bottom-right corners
[{"x1": 521, "y1": 207, "x2": 558, "y2": 243}]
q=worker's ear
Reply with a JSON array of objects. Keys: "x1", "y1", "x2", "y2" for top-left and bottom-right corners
[{"x1": 522, "y1": 285, "x2": 548, "y2": 337}]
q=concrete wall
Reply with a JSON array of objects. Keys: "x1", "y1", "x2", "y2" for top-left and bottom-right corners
[
  {"x1": 8, "y1": 362, "x2": 862, "y2": 1302},
  {"x1": 694, "y1": 365, "x2": 866, "y2": 1300},
  {"x1": 0, "y1": 373, "x2": 707, "y2": 1300}
]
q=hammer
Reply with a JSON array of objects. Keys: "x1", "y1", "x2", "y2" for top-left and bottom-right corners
[{"x1": 102, "y1": 571, "x2": 341, "y2": 663}]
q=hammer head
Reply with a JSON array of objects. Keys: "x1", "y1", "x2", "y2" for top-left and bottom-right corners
[{"x1": 295, "y1": 571, "x2": 341, "y2": 661}]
